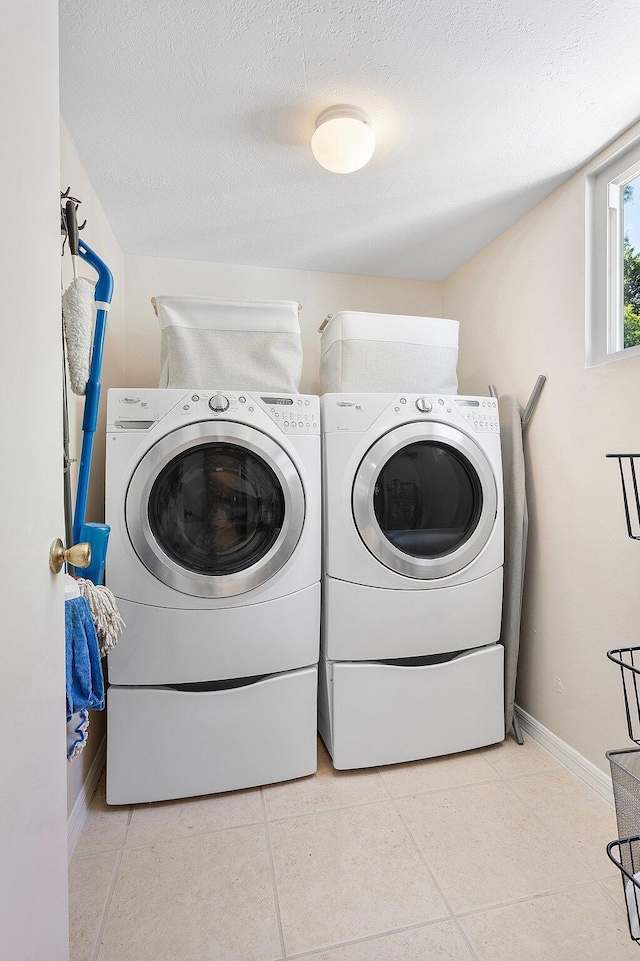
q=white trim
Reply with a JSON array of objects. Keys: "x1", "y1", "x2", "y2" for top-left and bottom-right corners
[
  {"x1": 514, "y1": 705, "x2": 614, "y2": 807},
  {"x1": 586, "y1": 134, "x2": 640, "y2": 368},
  {"x1": 67, "y1": 735, "x2": 106, "y2": 860}
]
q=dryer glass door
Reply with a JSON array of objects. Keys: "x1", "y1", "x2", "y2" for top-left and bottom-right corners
[
  {"x1": 352, "y1": 422, "x2": 497, "y2": 579},
  {"x1": 373, "y1": 441, "x2": 482, "y2": 558},
  {"x1": 126, "y1": 422, "x2": 305, "y2": 597}
]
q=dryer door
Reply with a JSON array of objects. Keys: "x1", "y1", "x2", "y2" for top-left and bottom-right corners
[
  {"x1": 126, "y1": 422, "x2": 305, "y2": 597},
  {"x1": 352, "y1": 422, "x2": 497, "y2": 579}
]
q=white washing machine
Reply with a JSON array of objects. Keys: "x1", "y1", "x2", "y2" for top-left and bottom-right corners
[
  {"x1": 320, "y1": 392, "x2": 505, "y2": 769},
  {"x1": 105, "y1": 388, "x2": 320, "y2": 803}
]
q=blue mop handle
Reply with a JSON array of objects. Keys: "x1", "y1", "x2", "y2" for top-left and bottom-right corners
[{"x1": 73, "y1": 239, "x2": 114, "y2": 545}]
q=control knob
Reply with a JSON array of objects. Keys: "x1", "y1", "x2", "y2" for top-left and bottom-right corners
[
  {"x1": 208, "y1": 392, "x2": 230, "y2": 412},
  {"x1": 415, "y1": 397, "x2": 432, "y2": 413}
]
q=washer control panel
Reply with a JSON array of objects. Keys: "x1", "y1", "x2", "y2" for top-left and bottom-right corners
[
  {"x1": 175, "y1": 391, "x2": 319, "y2": 435},
  {"x1": 260, "y1": 395, "x2": 319, "y2": 434},
  {"x1": 208, "y1": 392, "x2": 230, "y2": 412}
]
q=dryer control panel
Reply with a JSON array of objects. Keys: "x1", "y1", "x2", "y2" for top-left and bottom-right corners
[
  {"x1": 453, "y1": 397, "x2": 499, "y2": 433},
  {"x1": 320, "y1": 393, "x2": 499, "y2": 434}
]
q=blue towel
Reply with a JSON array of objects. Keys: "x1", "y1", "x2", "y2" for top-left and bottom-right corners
[
  {"x1": 67, "y1": 709, "x2": 90, "y2": 761},
  {"x1": 65, "y1": 595, "x2": 104, "y2": 719}
]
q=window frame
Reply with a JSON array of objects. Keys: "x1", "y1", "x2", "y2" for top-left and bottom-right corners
[{"x1": 586, "y1": 132, "x2": 640, "y2": 367}]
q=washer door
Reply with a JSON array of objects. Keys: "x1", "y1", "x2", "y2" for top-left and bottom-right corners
[
  {"x1": 126, "y1": 422, "x2": 305, "y2": 597},
  {"x1": 352, "y1": 422, "x2": 497, "y2": 579}
]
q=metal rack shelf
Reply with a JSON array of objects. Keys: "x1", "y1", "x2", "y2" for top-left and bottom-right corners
[
  {"x1": 606, "y1": 456, "x2": 640, "y2": 944},
  {"x1": 606, "y1": 732, "x2": 640, "y2": 944},
  {"x1": 606, "y1": 454, "x2": 640, "y2": 540},
  {"x1": 608, "y1": 649, "x2": 640, "y2": 744},
  {"x1": 608, "y1": 835, "x2": 640, "y2": 943}
]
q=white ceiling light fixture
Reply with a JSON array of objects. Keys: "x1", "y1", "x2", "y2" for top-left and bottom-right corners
[{"x1": 311, "y1": 105, "x2": 375, "y2": 173}]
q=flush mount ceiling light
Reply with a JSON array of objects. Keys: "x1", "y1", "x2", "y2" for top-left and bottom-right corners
[{"x1": 311, "y1": 105, "x2": 375, "y2": 173}]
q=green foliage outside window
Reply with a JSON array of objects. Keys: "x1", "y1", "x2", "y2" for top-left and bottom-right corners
[{"x1": 623, "y1": 183, "x2": 640, "y2": 348}]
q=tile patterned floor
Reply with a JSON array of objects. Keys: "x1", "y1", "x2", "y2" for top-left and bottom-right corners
[{"x1": 69, "y1": 735, "x2": 635, "y2": 961}]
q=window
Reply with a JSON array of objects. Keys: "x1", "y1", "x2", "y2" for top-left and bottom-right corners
[{"x1": 587, "y1": 136, "x2": 640, "y2": 366}]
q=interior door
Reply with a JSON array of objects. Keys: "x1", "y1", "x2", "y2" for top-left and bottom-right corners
[{"x1": 0, "y1": 3, "x2": 70, "y2": 958}]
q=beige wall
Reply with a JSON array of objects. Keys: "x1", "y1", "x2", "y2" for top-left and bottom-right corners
[
  {"x1": 61, "y1": 121, "x2": 126, "y2": 816},
  {"x1": 123, "y1": 255, "x2": 442, "y2": 395},
  {"x1": 443, "y1": 120, "x2": 640, "y2": 773}
]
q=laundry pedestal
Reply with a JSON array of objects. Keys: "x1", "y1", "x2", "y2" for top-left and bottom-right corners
[
  {"x1": 107, "y1": 665, "x2": 318, "y2": 805},
  {"x1": 318, "y1": 646, "x2": 504, "y2": 770}
]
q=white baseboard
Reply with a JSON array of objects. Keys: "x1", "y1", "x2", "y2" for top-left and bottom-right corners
[
  {"x1": 67, "y1": 735, "x2": 106, "y2": 860},
  {"x1": 514, "y1": 705, "x2": 614, "y2": 807}
]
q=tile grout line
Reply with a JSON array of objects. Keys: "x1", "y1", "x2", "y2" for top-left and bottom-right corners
[
  {"x1": 281, "y1": 876, "x2": 624, "y2": 961},
  {"x1": 280, "y1": 914, "x2": 459, "y2": 961},
  {"x1": 88, "y1": 805, "x2": 132, "y2": 961},
  {"x1": 500, "y1": 772, "x2": 617, "y2": 882},
  {"x1": 264, "y1": 793, "x2": 398, "y2": 825},
  {"x1": 376, "y1": 751, "x2": 479, "y2": 959},
  {"x1": 489, "y1": 765, "x2": 560, "y2": 783},
  {"x1": 388, "y1": 795, "x2": 482, "y2": 961},
  {"x1": 261, "y1": 788, "x2": 287, "y2": 960},
  {"x1": 86, "y1": 815, "x2": 267, "y2": 855},
  {"x1": 377, "y1": 770, "x2": 394, "y2": 798},
  {"x1": 601, "y1": 877, "x2": 625, "y2": 912},
  {"x1": 452, "y1": 875, "x2": 619, "y2": 920}
]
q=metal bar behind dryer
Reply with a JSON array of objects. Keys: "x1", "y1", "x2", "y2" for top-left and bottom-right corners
[{"x1": 521, "y1": 375, "x2": 546, "y2": 430}]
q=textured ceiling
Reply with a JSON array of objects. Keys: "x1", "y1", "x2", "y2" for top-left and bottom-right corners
[{"x1": 60, "y1": 0, "x2": 640, "y2": 281}]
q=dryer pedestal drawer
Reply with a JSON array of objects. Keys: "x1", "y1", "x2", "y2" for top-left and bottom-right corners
[
  {"x1": 106, "y1": 666, "x2": 318, "y2": 804},
  {"x1": 319, "y1": 646, "x2": 504, "y2": 770}
]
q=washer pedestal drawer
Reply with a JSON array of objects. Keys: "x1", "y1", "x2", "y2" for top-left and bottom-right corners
[
  {"x1": 106, "y1": 666, "x2": 317, "y2": 804},
  {"x1": 318, "y1": 646, "x2": 504, "y2": 771}
]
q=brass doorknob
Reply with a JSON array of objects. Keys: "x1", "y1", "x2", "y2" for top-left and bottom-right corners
[{"x1": 49, "y1": 538, "x2": 92, "y2": 574}]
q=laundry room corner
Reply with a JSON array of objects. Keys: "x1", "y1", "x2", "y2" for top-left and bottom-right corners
[
  {"x1": 60, "y1": 119, "x2": 126, "y2": 829},
  {"x1": 442, "y1": 116, "x2": 640, "y2": 778}
]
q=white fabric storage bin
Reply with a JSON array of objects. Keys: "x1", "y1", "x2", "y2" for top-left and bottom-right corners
[
  {"x1": 319, "y1": 310, "x2": 459, "y2": 394},
  {"x1": 155, "y1": 295, "x2": 303, "y2": 391}
]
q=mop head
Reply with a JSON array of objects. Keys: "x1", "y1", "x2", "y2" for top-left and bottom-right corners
[
  {"x1": 76, "y1": 579, "x2": 125, "y2": 656},
  {"x1": 63, "y1": 277, "x2": 95, "y2": 395}
]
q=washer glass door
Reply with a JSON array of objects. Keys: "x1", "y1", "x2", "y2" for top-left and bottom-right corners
[
  {"x1": 149, "y1": 443, "x2": 285, "y2": 575},
  {"x1": 352, "y1": 423, "x2": 497, "y2": 579},
  {"x1": 126, "y1": 422, "x2": 305, "y2": 597}
]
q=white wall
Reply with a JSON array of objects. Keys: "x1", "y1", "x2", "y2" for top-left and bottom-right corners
[
  {"x1": 124, "y1": 255, "x2": 442, "y2": 394},
  {"x1": 61, "y1": 121, "x2": 126, "y2": 816},
  {"x1": 443, "y1": 119, "x2": 640, "y2": 773}
]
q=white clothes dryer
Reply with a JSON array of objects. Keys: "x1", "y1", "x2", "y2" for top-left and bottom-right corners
[
  {"x1": 319, "y1": 392, "x2": 505, "y2": 769},
  {"x1": 105, "y1": 389, "x2": 320, "y2": 803}
]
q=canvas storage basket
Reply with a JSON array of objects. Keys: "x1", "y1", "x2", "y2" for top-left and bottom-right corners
[
  {"x1": 319, "y1": 311, "x2": 459, "y2": 394},
  {"x1": 155, "y1": 295, "x2": 303, "y2": 392}
]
